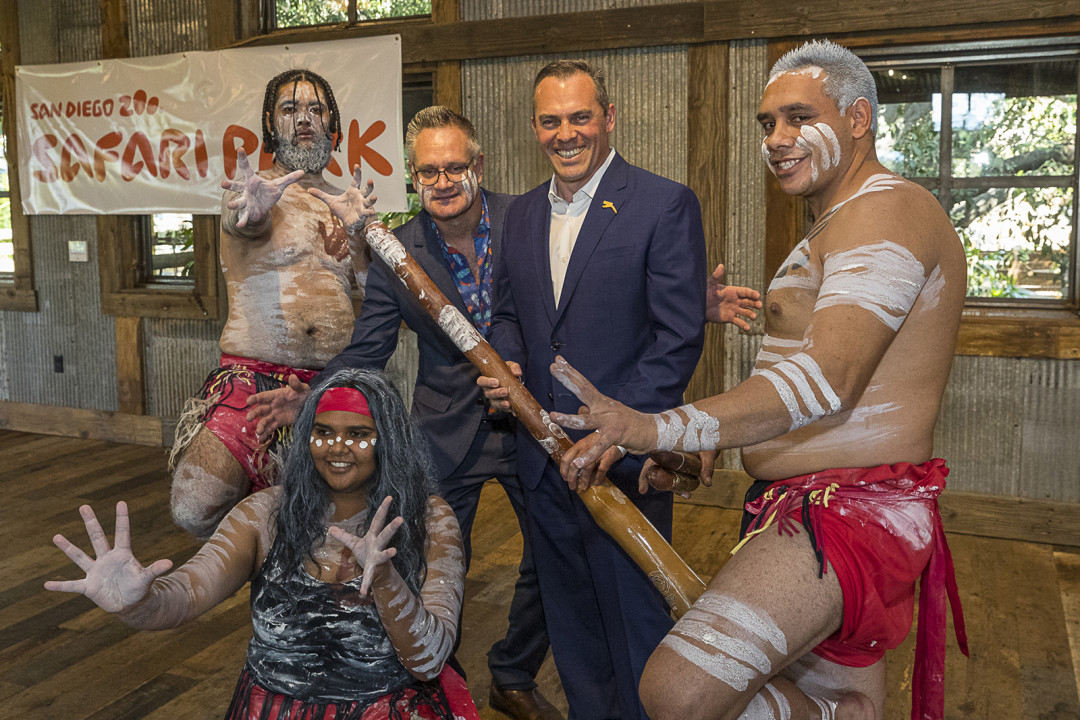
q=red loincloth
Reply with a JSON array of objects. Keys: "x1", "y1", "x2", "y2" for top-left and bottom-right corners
[
  {"x1": 186, "y1": 354, "x2": 318, "y2": 493},
  {"x1": 226, "y1": 665, "x2": 480, "y2": 720},
  {"x1": 739, "y1": 458, "x2": 968, "y2": 720}
]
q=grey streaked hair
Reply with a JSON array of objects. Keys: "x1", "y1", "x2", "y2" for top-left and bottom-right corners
[
  {"x1": 404, "y1": 105, "x2": 481, "y2": 166},
  {"x1": 769, "y1": 39, "x2": 879, "y2": 131},
  {"x1": 273, "y1": 368, "x2": 438, "y2": 596}
]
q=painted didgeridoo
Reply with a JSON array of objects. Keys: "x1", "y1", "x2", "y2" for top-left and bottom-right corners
[{"x1": 361, "y1": 220, "x2": 706, "y2": 617}]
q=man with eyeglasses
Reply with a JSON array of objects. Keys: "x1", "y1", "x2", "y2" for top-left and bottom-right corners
[{"x1": 247, "y1": 106, "x2": 561, "y2": 720}]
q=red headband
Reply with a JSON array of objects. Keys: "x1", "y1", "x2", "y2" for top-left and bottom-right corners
[{"x1": 315, "y1": 387, "x2": 372, "y2": 417}]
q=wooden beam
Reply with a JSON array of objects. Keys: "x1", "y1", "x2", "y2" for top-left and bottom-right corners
[
  {"x1": 0, "y1": 401, "x2": 164, "y2": 446},
  {"x1": 682, "y1": 469, "x2": 1080, "y2": 548},
  {"x1": 702, "y1": 0, "x2": 1080, "y2": 42},
  {"x1": 432, "y1": 0, "x2": 462, "y2": 113},
  {"x1": 115, "y1": 316, "x2": 145, "y2": 415},
  {"x1": 956, "y1": 308, "x2": 1080, "y2": 360},
  {"x1": 99, "y1": 0, "x2": 131, "y2": 59},
  {"x1": 229, "y1": 1, "x2": 1080, "y2": 64},
  {"x1": 685, "y1": 42, "x2": 728, "y2": 403}
]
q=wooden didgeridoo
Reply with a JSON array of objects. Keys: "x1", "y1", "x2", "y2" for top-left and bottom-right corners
[{"x1": 361, "y1": 220, "x2": 706, "y2": 617}]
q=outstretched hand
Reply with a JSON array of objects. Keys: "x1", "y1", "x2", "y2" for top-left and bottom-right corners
[
  {"x1": 309, "y1": 166, "x2": 378, "y2": 234},
  {"x1": 246, "y1": 374, "x2": 311, "y2": 441},
  {"x1": 707, "y1": 263, "x2": 762, "y2": 330},
  {"x1": 328, "y1": 496, "x2": 404, "y2": 596},
  {"x1": 44, "y1": 501, "x2": 172, "y2": 612},
  {"x1": 222, "y1": 149, "x2": 304, "y2": 228},
  {"x1": 547, "y1": 356, "x2": 656, "y2": 483}
]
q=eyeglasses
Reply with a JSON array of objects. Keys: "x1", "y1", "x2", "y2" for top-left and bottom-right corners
[{"x1": 412, "y1": 159, "x2": 474, "y2": 186}]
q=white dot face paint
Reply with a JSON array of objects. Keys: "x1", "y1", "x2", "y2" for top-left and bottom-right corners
[{"x1": 344, "y1": 439, "x2": 354, "y2": 446}]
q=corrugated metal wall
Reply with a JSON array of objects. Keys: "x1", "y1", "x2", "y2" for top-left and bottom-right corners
[
  {"x1": 718, "y1": 39, "x2": 768, "y2": 471},
  {"x1": 462, "y1": 46, "x2": 687, "y2": 195},
  {"x1": 463, "y1": 0, "x2": 677, "y2": 21},
  {"x1": 1, "y1": 1, "x2": 118, "y2": 411}
]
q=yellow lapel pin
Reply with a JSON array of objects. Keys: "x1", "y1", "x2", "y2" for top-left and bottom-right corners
[{"x1": 602, "y1": 201, "x2": 617, "y2": 214}]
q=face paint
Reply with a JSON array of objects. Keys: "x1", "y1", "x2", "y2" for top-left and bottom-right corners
[{"x1": 815, "y1": 240, "x2": 926, "y2": 331}]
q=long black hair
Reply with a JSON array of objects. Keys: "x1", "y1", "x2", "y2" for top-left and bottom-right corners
[
  {"x1": 274, "y1": 369, "x2": 436, "y2": 594},
  {"x1": 261, "y1": 68, "x2": 343, "y2": 153}
]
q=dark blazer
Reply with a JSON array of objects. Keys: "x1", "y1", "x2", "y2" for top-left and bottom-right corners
[
  {"x1": 490, "y1": 152, "x2": 707, "y2": 491},
  {"x1": 321, "y1": 190, "x2": 514, "y2": 481}
]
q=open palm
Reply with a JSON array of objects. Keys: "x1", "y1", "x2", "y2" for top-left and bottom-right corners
[{"x1": 44, "y1": 502, "x2": 173, "y2": 613}]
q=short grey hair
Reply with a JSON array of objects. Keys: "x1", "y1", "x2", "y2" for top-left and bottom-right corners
[
  {"x1": 769, "y1": 40, "x2": 878, "y2": 131},
  {"x1": 404, "y1": 105, "x2": 481, "y2": 166}
]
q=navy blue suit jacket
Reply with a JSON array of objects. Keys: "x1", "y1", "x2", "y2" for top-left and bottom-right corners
[
  {"x1": 320, "y1": 190, "x2": 515, "y2": 481},
  {"x1": 490, "y1": 153, "x2": 707, "y2": 491}
]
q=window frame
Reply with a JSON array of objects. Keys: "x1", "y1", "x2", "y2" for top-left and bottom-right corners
[
  {"x1": 862, "y1": 40, "x2": 1080, "y2": 311},
  {"x1": 267, "y1": 0, "x2": 433, "y2": 29},
  {"x1": 0, "y1": 0, "x2": 38, "y2": 312}
]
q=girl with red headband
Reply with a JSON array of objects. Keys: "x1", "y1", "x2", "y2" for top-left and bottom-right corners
[{"x1": 45, "y1": 369, "x2": 477, "y2": 720}]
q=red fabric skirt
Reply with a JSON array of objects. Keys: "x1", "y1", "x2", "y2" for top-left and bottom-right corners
[
  {"x1": 740, "y1": 459, "x2": 968, "y2": 720},
  {"x1": 200, "y1": 354, "x2": 318, "y2": 492}
]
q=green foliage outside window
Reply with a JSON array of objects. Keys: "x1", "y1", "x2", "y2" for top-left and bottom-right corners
[
  {"x1": 876, "y1": 77, "x2": 1076, "y2": 301},
  {"x1": 275, "y1": 0, "x2": 431, "y2": 26}
]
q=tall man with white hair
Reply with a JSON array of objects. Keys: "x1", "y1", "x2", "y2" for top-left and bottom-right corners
[{"x1": 547, "y1": 40, "x2": 969, "y2": 720}]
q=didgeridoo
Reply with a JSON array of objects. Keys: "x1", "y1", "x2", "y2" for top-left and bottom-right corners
[{"x1": 361, "y1": 220, "x2": 706, "y2": 617}]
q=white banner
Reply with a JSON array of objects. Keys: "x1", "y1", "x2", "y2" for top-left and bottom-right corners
[{"x1": 16, "y1": 36, "x2": 406, "y2": 215}]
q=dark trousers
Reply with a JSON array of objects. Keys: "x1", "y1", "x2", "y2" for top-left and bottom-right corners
[
  {"x1": 440, "y1": 422, "x2": 550, "y2": 690},
  {"x1": 525, "y1": 464, "x2": 675, "y2": 720}
]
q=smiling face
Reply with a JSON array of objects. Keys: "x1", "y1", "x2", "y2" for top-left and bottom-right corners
[
  {"x1": 310, "y1": 410, "x2": 378, "y2": 501},
  {"x1": 411, "y1": 126, "x2": 484, "y2": 223},
  {"x1": 532, "y1": 72, "x2": 616, "y2": 200},
  {"x1": 758, "y1": 70, "x2": 847, "y2": 201}
]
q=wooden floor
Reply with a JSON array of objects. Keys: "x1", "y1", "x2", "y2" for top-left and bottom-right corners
[{"x1": 2, "y1": 429, "x2": 1078, "y2": 719}]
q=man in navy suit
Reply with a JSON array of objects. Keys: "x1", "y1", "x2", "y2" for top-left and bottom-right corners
[
  {"x1": 480, "y1": 60, "x2": 707, "y2": 720},
  {"x1": 248, "y1": 106, "x2": 560, "y2": 720}
]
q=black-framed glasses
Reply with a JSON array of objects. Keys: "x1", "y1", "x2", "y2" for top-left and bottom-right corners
[{"x1": 412, "y1": 159, "x2": 474, "y2": 186}]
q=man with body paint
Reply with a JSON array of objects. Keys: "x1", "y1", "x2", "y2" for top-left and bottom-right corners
[
  {"x1": 246, "y1": 107, "x2": 562, "y2": 720},
  {"x1": 477, "y1": 59, "x2": 709, "y2": 720},
  {"x1": 169, "y1": 69, "x2": 376, "y2": 540},
  {"x1": 545, "y1": 41, "x2": 969, "y2": 720}
]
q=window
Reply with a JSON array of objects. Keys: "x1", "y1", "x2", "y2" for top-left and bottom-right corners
[
  {"x1": 140, "y1": 213, "x2": 195, "y2": 285},
  {"x1": 0, "y1": 100, "x2": 11, "y2": 277},
  {"x1": 864, "y1": 40, "x2": 1079, "y2": 307},
  {"x1": 273, "y1": 0, "x2": 431, "y2": 27}
]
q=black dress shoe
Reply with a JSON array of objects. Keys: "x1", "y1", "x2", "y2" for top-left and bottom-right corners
[{"x1": 489, "y1": 681, "x2": 564, "y2": 720}]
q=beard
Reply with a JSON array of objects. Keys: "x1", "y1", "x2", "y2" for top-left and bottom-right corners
[{"x1": 274, "y1": 132, "x2": 333, "y2": 174}]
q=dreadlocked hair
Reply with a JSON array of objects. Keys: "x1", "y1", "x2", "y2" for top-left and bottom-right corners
[
  {"x1": 261, "y1": 68, "x2": 343, "y2": 153},
  {"x1": 273, "y1": 369, "x2": 437, "y2": 596}
]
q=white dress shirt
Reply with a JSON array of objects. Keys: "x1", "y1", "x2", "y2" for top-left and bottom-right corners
[{"x1": 547, "y1": 148, "x2": 617, "y2": 308}]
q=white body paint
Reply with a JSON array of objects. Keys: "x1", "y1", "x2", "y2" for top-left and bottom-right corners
[
  {"x1": 436, "y1": 305, "x2": 483, "y2": 353},
  {"x1": 816, "y1": 240, "x2": 926, "y2": 331},
  {"x1": 655, "y1": 408, "x2": 687, "y2": 451},
  {"x1": 752, "y1": 352, "x2": 842, "y2": 432},
  {"x1": 678, "y1": 404, "x2": 721, "y2": 452}
]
